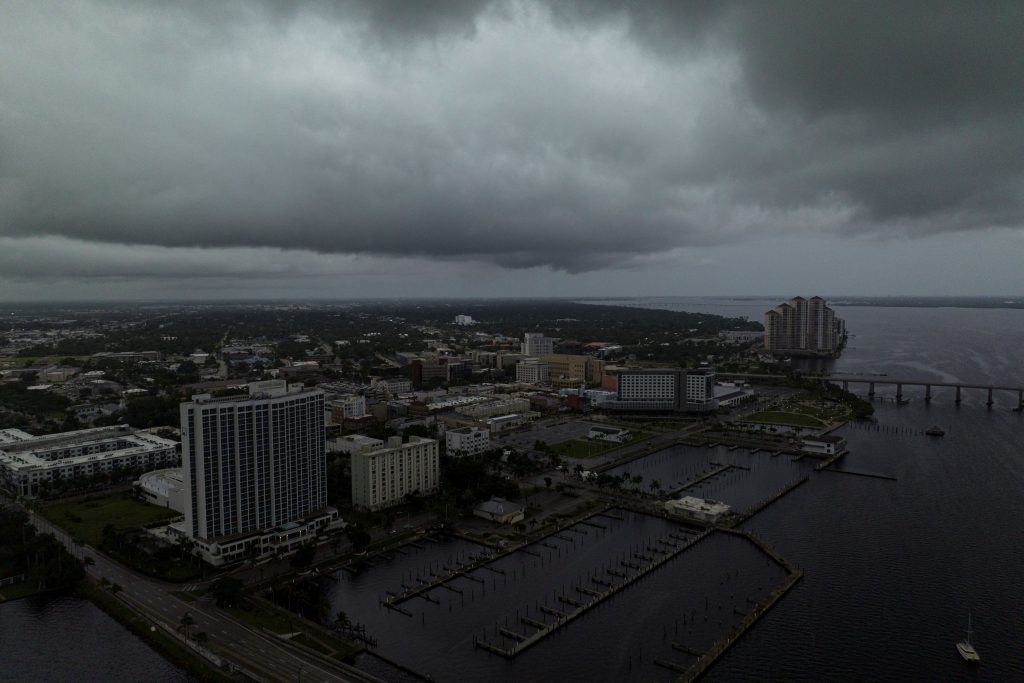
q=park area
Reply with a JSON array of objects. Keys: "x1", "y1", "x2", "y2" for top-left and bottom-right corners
[
  {"x1": 41, "y1": 492, "x2": 180, "y2": 547},
  {"x1": 743, "y1": 395, "x2": 851, "y2": 430}
]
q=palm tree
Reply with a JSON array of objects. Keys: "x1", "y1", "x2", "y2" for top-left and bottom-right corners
[{"x1": 333, "y1": 610, "x2": 350, "y2": 631}]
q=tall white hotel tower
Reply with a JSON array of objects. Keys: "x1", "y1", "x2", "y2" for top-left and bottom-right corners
[{"x1": 180, "y1": 380, "x2": 326, "y2": 545}]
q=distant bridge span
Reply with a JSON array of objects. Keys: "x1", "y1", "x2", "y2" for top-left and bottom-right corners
[{"x1": 717, "y1": 372, "x2": 1024, "y2": 409}]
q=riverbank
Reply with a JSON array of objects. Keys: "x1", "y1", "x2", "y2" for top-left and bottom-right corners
[{"x1": 78, "y1": 581, "x2": 235, "y2": 683}]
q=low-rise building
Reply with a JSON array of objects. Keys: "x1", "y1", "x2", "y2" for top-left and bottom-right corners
[
  {"x1": 588, "y1": 425, "x2": 631, "y2": 443},
  {"x1": 484, "y1": 413, "x2": 535, "y2": 434},
  {"x1": 350, "y1": 436, "x2": 440, "y2": 511},
  {"x1": 446, "y1": 426, "x2": 491, "y2": 457},
  {"x1": 474, "y1": 497, "x2": 525, "y2": 525},
  {"x1": 665, "y1": 496, "x2": 731, "y2": 523},
  {"x1": 0, "y1": 425, "x2": 179, "y2": 498},
  {"x1": 135, "y1": 467, "x2": 186, "y2": 512},
  {"x1": 801, "y1": 435, "x2": 846, "y2": 455}
]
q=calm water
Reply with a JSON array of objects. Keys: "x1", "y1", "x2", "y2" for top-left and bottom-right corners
[
  {"x1": 605, "y1": 297, "x2": 1024, "y2": 681},
  {"x1": 324, "y1": 514, "x2": 787, "y2": 682},
  {"x1": 0, "y1": 593, "x2": 195, "y2": 683}
]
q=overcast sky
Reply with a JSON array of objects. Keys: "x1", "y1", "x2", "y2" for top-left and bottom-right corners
[{"x1": 1, "y1": 1, "x2": 1022, "y2": 301}]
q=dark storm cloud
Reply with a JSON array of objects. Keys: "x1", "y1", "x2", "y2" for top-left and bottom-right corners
[{"x1": 0, "y1": 0, "x2": 1021, "y2": 279}]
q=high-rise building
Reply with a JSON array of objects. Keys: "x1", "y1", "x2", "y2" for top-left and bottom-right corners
[
  {"x1": 179, "y1": 380, "x2": 332, "y2": 563},
  {"x1": 515, "y1": 358, "x2": 550, "y2": 385},
  {"x1": 350, "y1": 435, "x2": 440, "y2": 511},
  {"x1": 764, "y1": 296, "x2": 843, "y2": 356},
  {"x1": 522, "y1": 332, "x2": 555, "y2": 356}
]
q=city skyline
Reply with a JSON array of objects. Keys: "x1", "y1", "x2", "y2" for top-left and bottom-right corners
[{"x1": 1, "y1": 2, "x2": 1022, "y2": 301}]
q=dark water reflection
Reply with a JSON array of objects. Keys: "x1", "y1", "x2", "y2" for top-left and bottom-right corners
[{"x1": 0, "y1": 593, "x2": 195, "y2": 683}]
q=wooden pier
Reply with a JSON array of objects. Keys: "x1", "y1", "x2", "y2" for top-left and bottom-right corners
[
  {"x1": 676, "y1": 529, "x2": 803, "y2": 682},
  {"x1": 474, "y1": 530, "x2": 713, "y2": 658}
]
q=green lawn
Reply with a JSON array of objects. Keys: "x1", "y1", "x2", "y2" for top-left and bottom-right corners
[
  {"x1": 744, "y1": 411, "x2": 826, "y2": 428},
  {"x1": 41, "y1": 493, "x2": 180, "y2": 546}
]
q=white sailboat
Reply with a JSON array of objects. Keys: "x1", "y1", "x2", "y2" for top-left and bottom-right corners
[{"x1": 956, "y1": 613, "x2": 980, "y2": 663}]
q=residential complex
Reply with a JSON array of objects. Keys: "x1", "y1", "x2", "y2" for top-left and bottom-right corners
[
  {"x1": 175, "y1": 380, "x2": 339, "y2": 565},
  {"x1": 763, "y1": 296, "x2": 844, "y2": 357},
  {"x1": 0, "y1": 425, "x2": 178, "y2": 498},
  {"x1": 350, "y1": 435, "x2": 440, "y2": 511}
]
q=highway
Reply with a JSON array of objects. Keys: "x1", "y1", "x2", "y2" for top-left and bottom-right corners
[{"x1": 24, "y1": 508, "x2": 380, "y2": 683}]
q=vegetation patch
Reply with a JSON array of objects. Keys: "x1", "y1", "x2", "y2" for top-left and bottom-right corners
[
  {"x1": 744, "y1": 411, "x2": 826, "y2": 428},
  {"x1": 41, "y1": 492, "x2": 180, "y2": 547}
]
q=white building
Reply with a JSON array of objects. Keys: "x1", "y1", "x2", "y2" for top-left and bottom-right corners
[
  {"x1": 616, "y1": 369, "x2": 679, "y2": 410},
  {"x1": 522, "y1": 333, "x2": 555, "y2": 356},
  {"x1": 175, "y1": 380, "x2": 338, "y2": 565},
  {"x1": 135, "y1": 467, "x2": 186, "y2": 512},
  {"x1": 371, "y1": 378, "x2": 413, "y2": 396},
  {"x1": 0, "y1": 426, "x2": 179, "y2": 498},
  {"x1": 330, "y1": 434, "x2": 385, "y2": 455},
  {"x1": 446, "y1": 426, "x2": 490, "y2": 457},
  {"x1": 327, "y1": 394, "x2": 367, "y2": 424},
  {"x1": 801, "y1": 435, "x2": 846, "y2": 455},
  {"x1": 454, "y1": 315, "x2": 476, "y2": 326},
  {"x1": 665, "y1": 496, "x2": 731, "y2": 523},
  {"x1": 515, "y1": 359, "x2": 549, "y2": 385},
  {"x1": 485, "y1": 413, "x2": 536, "y2": 434},
  {"x1": 685, "y1": 368, "x2": 717, "y2": 412},
  {"x1": 350, "y1": 435, "x2": 440, "y2": 511}
]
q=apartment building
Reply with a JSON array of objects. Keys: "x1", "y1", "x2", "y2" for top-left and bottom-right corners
[
  {"x1": 177, "y1": 381, "x2": 334, "y2": 565},
  {"x1": 0, "y1": 425, "x2": 178, "y2": 498},
  {"x1": 350, "y1": 435, "x2": 439, "y2": 511},
  {"x1": 764, "y1": 296, "x2": 843, "y2": 356}
]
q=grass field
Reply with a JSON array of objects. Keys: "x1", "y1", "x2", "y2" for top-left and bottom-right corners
[
  {"x1": 744, "y1": 411, "x2": 826, "y2": 428},
  {"x1": 549, "y1": 431, "x2": 654, "y2": 459},
  {"x1": 42, "y1": 493, "x2": 180, "y2": 547}
]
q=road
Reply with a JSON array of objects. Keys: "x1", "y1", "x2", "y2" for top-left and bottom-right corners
[{"x1": 24, "y1": 508, "x2": 379, "y2": 683}]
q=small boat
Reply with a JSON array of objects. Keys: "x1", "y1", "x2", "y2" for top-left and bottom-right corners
[
  {"x1": 926, "y1": 426, "x2": 945, "y2": 436},
  {"x1": 956, "y1": 613, "x2": 980, "y2": 663}
]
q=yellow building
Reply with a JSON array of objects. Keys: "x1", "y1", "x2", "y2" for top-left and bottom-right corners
[{"x1": 541, "y1": 354, "x2": 606, "y2": 389}]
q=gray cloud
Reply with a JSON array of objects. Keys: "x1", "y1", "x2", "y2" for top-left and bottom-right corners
[{"x1": 0, "y1": 0, "x2": 1021, "y2": 279}]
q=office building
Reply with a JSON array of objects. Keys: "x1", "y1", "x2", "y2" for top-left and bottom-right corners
[
  {"x1": 516, "y1": 359, "x2": 549, "y2": 385},
  {"x1": 542, "y1": 354, "x2": 606, "y2": 388},
  {"x1": 0, "y1": 425, "x2": 178, "y2": 498},
  {"x1": 446, "y1": 426, "x2": 491, "y2": 457},
  {"x1": 176, "y1": 380, "x2": 339, "y2": 565},
  {"x1": 522, "y1": 333, "x2": 555, "y2": 356},
  {"x1": 454, "y1": 315, "x2": 476, "y2": 326},
  {"x1": 764, "y1": 296, "x2": 843, "y2": 356},
  {"x1": 350, "y1": 435, "x2": 439, "y2": 511}
]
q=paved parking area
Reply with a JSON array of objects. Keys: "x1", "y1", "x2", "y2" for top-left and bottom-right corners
[{"x1": 498, "y1": 418, "x2": 608, "y2": 450}]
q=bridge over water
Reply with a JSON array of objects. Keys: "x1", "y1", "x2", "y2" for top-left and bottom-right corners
[{"x1": 717, "y1": 372, "x2": 1024, "y2": 409}]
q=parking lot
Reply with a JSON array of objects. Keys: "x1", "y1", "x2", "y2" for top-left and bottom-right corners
[{"x1": 497, "y1": 417, "x2": 610, "y2": 450}]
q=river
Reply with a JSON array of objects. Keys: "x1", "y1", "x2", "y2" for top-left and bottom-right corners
[{"x1": 4, "y1": 298, "x2": 1022, "y2": 681}]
